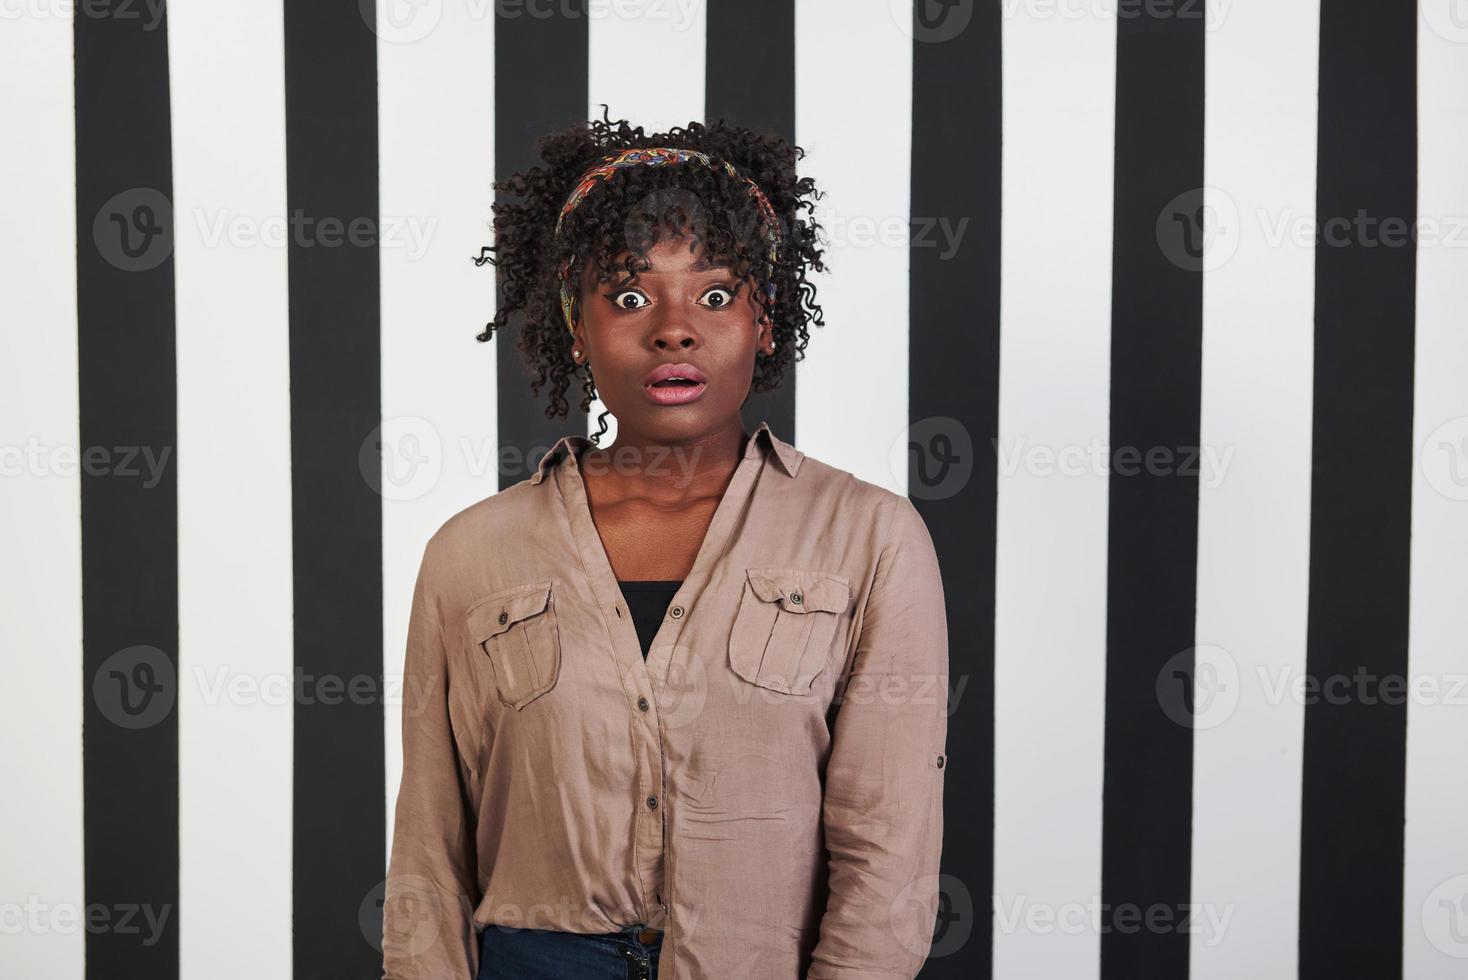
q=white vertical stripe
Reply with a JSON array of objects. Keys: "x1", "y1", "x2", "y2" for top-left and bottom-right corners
[
  {"x1": 378, "y1": 0, "x2": 499, "y2": 869},
  {"x1": 168, "y1": 4, "x2": 293, "y2": 977},
  {"x1": 1404, "y1": 10, "x2": 1468, "y2": 976},
  {"x1": 587, "y1": 0, "x2": 707, "y2": 444},
  {"x1": 991, "y1": 7, "x2": 1114, "y2": 978},
  {"x1": 0, "y1": 11, "x2": 84, "y2": 978},
  {"x1": 794, "y1": 0, "x2": 911, "y2": 491},
  {"x1": 587, "y1": 0, "x2": 705, "y2": 135},
  {"x1": 1191, "y1": 2, "x2": 1318, "y2": 976}
]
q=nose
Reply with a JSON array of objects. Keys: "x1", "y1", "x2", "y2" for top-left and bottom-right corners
[{"x1": 648, "y1": 304, "x2": 698, "y2": 351}]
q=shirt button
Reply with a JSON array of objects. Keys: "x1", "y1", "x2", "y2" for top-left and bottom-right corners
[
  {"x1": 669, "y1": 605, "x2": 684, "y2": 619},
  {"x1": 936, "y1": 754, "x2": 945, "y2": 769},
  {"x1": 637, "y1": 696, "x2": 650, "y2": 712},
  {"x1": 497, "y1": 611, "x2": 508, "y2": 625},
  {"x1": 646, "y1": 794, "x2": 659, "y2": 810},
  {"x1": 790, "y1": 590, "x2": 803, "y2": 605}
]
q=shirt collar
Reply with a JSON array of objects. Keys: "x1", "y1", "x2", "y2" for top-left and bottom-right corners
[{"x1": 529, "y1": 419, "x2": 803, "y2": 485}]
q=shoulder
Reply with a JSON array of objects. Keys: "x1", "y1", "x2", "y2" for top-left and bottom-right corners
[
  {"x1": 417, "y1": 476, "x2": 550, "y2": 575},
  {"x1": 789, "y1": 449, "x2": 931, "y2": 540},
  {"x1": 788, "y1": 451, "x2": 944, "y2": 624}
]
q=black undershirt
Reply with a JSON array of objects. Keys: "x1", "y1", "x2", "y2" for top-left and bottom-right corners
[{"x1": 616, "y1": 580, "x2": 683, "y2": 659}]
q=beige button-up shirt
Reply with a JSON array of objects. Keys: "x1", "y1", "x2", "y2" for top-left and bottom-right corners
[{"x1": 382, "y1": 420, "x2": 949, "y2": 979}]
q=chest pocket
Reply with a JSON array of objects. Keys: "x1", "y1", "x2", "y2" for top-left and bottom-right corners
[
  {"x1": 728, "y1": 568, "x2": 853, "y2": 695},
  {"x1": 467, "y1": 580, "x2": 561, "y2": 710}
]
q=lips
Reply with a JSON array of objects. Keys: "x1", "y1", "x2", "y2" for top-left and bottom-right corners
[
  {"x1": 642, "y1": 362, "x2": 708, "y2": 387},
  {"x1": 642, "y1": 362, "x2": 708, "y2": 406}
]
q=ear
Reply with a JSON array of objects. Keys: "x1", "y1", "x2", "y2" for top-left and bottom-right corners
[
  {"x1": 748, "y1": 280, "x2": 773, "y2": 330},
  {"x1": 754, "y1": 316, "x2": 775, "y2": 357}
]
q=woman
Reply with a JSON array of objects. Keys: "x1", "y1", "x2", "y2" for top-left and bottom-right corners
[{"x1": 382, "y1": 112, "x2": 949, "y2": 980}]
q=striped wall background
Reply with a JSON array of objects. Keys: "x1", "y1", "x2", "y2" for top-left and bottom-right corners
[{"x1": 2, "y1": 1, "x2": 1466, "y2": 977}]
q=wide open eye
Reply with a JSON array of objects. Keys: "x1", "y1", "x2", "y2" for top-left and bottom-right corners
[
  {"x1": 699, "y1": 285, "x2": 736, "y2": 310},
  {"x1": 610, "y1": 289, "x2": 650, "y2": 311}
]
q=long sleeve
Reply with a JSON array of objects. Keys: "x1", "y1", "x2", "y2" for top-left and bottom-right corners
[
  {"x1": 383, "y1": 547, "x2": 481, "y2": 980},
  {"x1": 808, "y1": 494, "x2": 950, "y2": 979}
]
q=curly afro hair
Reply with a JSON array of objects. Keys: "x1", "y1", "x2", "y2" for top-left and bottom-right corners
[{"x1": 473, "y1": 106, "x2": 828, "y2": 445}]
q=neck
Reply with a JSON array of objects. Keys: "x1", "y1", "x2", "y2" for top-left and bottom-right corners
[{"x1": 587, "y1": 419, "x2": 750, "y2": 500}]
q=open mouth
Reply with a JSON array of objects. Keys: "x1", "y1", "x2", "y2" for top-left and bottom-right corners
[{"x1": 642, "y1": 364, "x2": 709, "y2": 405}]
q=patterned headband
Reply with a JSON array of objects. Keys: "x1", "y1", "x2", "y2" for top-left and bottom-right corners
[{"x1": 553, "y1": 146, "x2": 783, "y2": 336}]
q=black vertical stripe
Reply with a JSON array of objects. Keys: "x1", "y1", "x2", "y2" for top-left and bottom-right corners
[
  {"x1": 495, "y1": 2, "x2": 589, "y2": 488},
  {"x1": 284, "y1": 2, "x2": 384, "y2": 976},
  {"x1": 706, "y1": 0, "x2": 797, "y2": 444},
  {"x1": 1100, "y1": 7, "x2": 1204, "y2": 979},
  {"x1": 909, "y1": 2, "x2": 1001, "y2": 977},
  {"x1": 1298, "y1": 4, "x2": 1416, "y2": 977},
  {"x1": 75, "y1": 4, "x2": 179, "y2": 977}
]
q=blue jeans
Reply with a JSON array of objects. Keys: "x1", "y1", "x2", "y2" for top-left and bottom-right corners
[{"x1": 475, "y1": 922, "x2": 662, "y2": 979}]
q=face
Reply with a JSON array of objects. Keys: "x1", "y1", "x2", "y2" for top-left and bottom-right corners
[{"x1": 572, "y1": 235, "x2": 773, "y2": 442}]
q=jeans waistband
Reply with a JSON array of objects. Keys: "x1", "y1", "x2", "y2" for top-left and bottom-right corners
[{"x1": 615, "y1": 923, "x2": 663, "y2": 946}]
